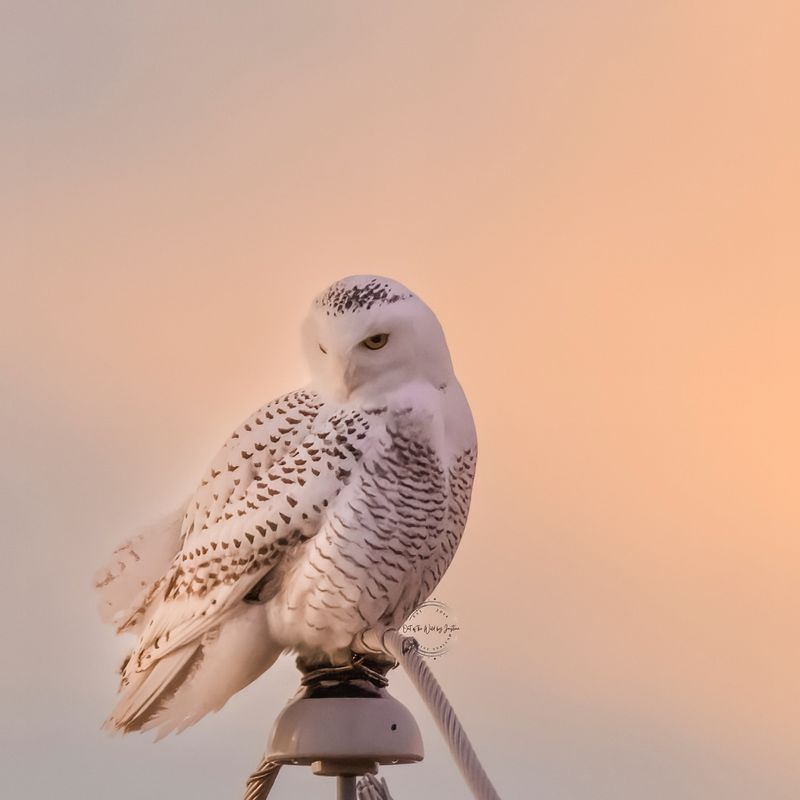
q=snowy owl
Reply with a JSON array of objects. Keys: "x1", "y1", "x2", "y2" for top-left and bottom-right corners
[{"x1": 95, "y1": 275, "x2": 477, "y2": 737}]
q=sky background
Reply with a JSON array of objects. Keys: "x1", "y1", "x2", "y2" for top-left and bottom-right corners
[{"x1": 2, "y1": 2, "x2": 799, "y2": 798}]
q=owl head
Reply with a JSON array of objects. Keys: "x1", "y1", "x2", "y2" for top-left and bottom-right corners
[{"x1": 301, "y1": 275, "x2": 455, "y2": 403}]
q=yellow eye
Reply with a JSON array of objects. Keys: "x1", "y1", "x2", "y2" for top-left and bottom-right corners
[{"x1": 362, "y1": 333, "x2": 389, "y2": 350}]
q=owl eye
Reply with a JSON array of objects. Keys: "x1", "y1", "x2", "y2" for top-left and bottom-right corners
[{"x1": 362, "y1": 333, "x2": 389, "y2": 350}]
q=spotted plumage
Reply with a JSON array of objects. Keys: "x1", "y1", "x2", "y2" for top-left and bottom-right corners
[
  {"x1": 95, "y1": 275, "x2": 477, "y2": 737},
  {"x1": 316, "y1": 276, "x2": 412, "y2": 316}
]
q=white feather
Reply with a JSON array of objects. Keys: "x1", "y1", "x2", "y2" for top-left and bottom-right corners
[
  {"x1": 94, "y1": 504, "x2": 187, "y2": 632},
  {"x1": 106, "y1": 603, "x2": 281, "y2": 736},
  {"x1": 151, "y1": 604, "x2": 281, "y2": 738}
]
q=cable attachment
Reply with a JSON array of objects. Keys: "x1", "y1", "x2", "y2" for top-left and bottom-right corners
[
  {"x1": 381, "y1": 628, "x2": 502, "y2": 800},
  {"x1": 398, "y1": 635, "x2": 419, "y2": 657}
]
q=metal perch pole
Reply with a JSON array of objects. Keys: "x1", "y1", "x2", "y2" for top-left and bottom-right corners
[{"x1": 337, "y1": 776, "x2": 357, "y2": 800}]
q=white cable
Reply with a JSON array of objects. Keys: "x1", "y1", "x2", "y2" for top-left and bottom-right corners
[
  {"x1": 356, "y1": 773, "x2": 395, "y2": 799},
  {"x1": 381, "y1": 629, "x2": 501, "y2": 800},
  {"x1": 243, "y1": 756, "x2": 281, "y2": 800}
]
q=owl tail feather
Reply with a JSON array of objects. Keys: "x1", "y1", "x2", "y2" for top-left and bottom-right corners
[
  {"x1": 104, "y1": 643, "x2": 202, "y2": 735},
  {"x1": 105, "y1": 604, "x2": 282, "y2": 738}
]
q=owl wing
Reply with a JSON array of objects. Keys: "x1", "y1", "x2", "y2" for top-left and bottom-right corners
[
  {"x1": 106, "y1": 396, "x2": 376, "y2": 734},
  {"x1": 107, "y1": 400, "x2": 371, "y2": 734},
  {"x1": 178, "y1": 388, "x2": 326, "y2": 550},
  {"x1": 106, "y1": 387, "x2": 324, "y2": 634}
]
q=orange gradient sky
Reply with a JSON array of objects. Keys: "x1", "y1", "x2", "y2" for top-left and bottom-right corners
[{"x1": 2, "y1": 2, "x2": 799, "y2": 798}]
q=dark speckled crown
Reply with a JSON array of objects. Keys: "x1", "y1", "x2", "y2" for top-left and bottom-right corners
[{"x1": 315, "y1": 276, "x2": 413, "y2": 317}]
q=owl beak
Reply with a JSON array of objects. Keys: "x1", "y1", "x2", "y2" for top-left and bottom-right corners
[
  {"x1": 342, "y1": 362, "x2": 361, "y2": 396},
  {"x1": 325, "y1": 355, "x2": 359, "y2": 400}
]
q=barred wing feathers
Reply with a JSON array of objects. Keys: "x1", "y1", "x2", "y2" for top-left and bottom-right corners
[{"x1": 102, "y1": 388, "x2": 346, "y2": 735}]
